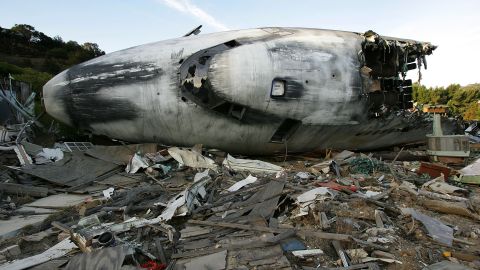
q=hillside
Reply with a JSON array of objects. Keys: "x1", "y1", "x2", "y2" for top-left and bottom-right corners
[{"x1": 0, "y1": 24, "x2": 105, "y2": 93}]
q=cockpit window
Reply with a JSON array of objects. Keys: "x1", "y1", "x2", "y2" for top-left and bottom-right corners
[{"x1": 271, "y1": 79, "x2": 286, "y2": 97}]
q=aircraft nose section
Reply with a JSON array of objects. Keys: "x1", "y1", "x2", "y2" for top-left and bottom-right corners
[{"x1": 43, "y1": 70, "x2": 73, "y2": 125}]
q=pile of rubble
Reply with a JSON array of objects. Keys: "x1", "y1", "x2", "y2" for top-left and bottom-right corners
[{"x1": 0, "y1": 142, "x2": 479, "y2": 270}]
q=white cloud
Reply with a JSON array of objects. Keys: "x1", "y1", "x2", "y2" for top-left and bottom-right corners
[{"x1": 159, "y1": 0, "x2": 229, "y2": 31}]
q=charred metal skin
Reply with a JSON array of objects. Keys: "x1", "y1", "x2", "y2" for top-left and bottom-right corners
[{"x1": 43, "y1": 28, "x2": 436, "y2": 154}]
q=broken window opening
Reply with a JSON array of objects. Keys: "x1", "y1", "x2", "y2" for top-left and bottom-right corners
[
  {"x1": 270, "y1": 119, "x2": 301, "y2": 143},
  {"x1": 211, "y1": 101, "x2": 231, "y2": 115},
  {"x1": 198, "y1": 56, "x2": 211, "y2": 65},
  {"x1": 406, "y1": 62, "x2": 416, "y2": 70},
  {"x1": 179, "y1": 41, "x2": 243, "y2": 110},
  {"x1": 224, "y1": 40, "x2": 241, "y2": 48},
  {"x1": 210, "y1": 101, "x2": 246, "y2": 120},
  {"x1": 187, "y1": 65, "x2": 196, "y2": 77},
  {"x1": 229, "y1": 104, "x2": 246, "y2": 120}
]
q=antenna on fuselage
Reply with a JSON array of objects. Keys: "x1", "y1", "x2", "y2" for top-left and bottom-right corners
[{"x1": 183, "y1": 25, "x2": 202, "y2": 37}]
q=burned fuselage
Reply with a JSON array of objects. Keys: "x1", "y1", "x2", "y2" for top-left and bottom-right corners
[{"x1": 43, "y1": 28, "x2": 436, "y2": 154}]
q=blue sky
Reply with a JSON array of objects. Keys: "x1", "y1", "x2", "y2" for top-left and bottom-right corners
[{"x1": 1, "y1": 0, "x2": 479, "y2": 87}]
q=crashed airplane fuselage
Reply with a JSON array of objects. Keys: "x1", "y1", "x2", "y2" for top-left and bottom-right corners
[{"x1": 43, "y1": 28, "x2": 436, "y2": 154}]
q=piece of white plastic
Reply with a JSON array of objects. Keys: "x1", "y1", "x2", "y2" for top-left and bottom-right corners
[
  {"x1": 223, "y1": 154, "x2": 283, "y2": 174},
  {"x1": 296, "y1": 187, "x2": 332, "y2": 203},
  {"x1": 227, "y1": 175, "x2": 258, "y2": 192},
  {"x1": 102, "y1": 187, "x2": 115, "y2": 199}
]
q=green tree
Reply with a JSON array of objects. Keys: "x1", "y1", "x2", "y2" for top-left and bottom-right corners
[
  {"x1": 413, "y1": 83, "x2": 480, "y2": 119},
  {"x1": 463, "y1": 102, "x2": 480, "y2": 121},
  {"x1": 82, "y1": 42, "x2": 104, "y2": 57},
  {"x1": 446, "y1": 84, "x2": 461, "y2": 100},
  {"x1": 413, "y1": 83, "x2": 435, "y2": 105},
  {"x1": 447, "y1": 84, "x2": 480, "y2": 116},
  {"x1": 10, "y1": 24, "x2": 35, "y2": 41}
]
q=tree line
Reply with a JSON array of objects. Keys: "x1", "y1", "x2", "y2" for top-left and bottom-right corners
[{"x1": 413, "y1": 83, "x2": 480, "y2": 121}]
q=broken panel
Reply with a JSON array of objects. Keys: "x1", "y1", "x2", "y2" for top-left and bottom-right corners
[
  {"x1": 360, "y1": 31, "x2": 435, "y2": 117},
  {"x1": 270, "y1": 119, "x2": 301, "y2": 143}
]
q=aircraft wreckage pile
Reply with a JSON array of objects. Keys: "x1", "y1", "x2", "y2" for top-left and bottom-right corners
[{"x1": 0, "y1": 142, "x2": 479, "y2": 270}]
